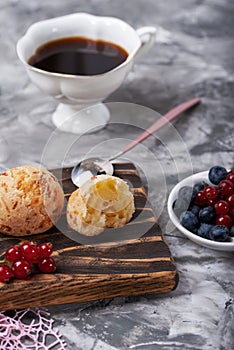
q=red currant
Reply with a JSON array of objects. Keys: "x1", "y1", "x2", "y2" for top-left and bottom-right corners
[
  {"x1": 226, "y1": 172, "x2": 234, "y2": 185},
  {"x1": 215, "y1": 200, "x2": 230, "y2": 215},
  {"x1": 39, "y1": 243, "x2": 53, "y2": 258},
  {"x1": 11, "y1": 260, "x2": 32, "y2": 279},
  {"x1": 203, "y1": 186, "x2": 217, "y2": 199},
  {"x1": 194, "y1": 191, "x2": 206, "y2": 206},
  {"x1": 229, "y1": 207, "x2": 234, "y2": 219},
  {"x1": 20, "y1": 242, "x2": 41, "y2": 263},
  {"x1": 0, "y1": 264, "x2": 13, "y2": 282},
  {"x1": 5, "y1": 245, "x2": 22, "y2": 262},
  {"x1": 218, "y1": 180, "x2": 234, "y2": 197},
  {"x1": 227, "y1": 194, "x2": 234, "y2": 208},
  {"x1": 38, "y1": 257, "x2": 56, "y2": 273},
  {"x1": 206, "y1": 198, "x2": 217, "y2": 207},
  {"x1": 215, "y1": 215, "x2": 233, "y2": 229}
]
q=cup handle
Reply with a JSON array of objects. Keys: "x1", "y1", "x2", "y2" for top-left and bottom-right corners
[{"x1": 134, "y1": 26, "x2": 156, "y2": 61}]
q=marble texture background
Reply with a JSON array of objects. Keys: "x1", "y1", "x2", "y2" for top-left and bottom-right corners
[{"x1": 0, "y1": 0, "x2": 234, "y2": 349}]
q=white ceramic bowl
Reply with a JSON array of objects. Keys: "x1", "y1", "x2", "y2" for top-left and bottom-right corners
[{"x1": 167, "y1": 170, "x2": 234, "y2": 251}]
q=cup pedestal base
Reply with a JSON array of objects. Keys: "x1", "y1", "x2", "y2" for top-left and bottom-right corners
[{"x1": 52, "y1": 102, "x2": 110, "y2": 134}]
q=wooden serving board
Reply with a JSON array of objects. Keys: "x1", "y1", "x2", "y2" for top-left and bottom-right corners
[{"x1": 0, "y1": 162, "x2": 178, "y2": 310}]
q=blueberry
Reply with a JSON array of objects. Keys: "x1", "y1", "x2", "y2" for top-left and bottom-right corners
[
  {"x1": 197, "y1": 223, "x2": 213, "y2": 239},
  {"x1": 199, "y1": 206, "x2": 216, "y2": 224},
  {"x1": 178, "y1": 186, "x2": 196, "y2": 203},
  {"x1": 208, "y1": 225, "x2": 229, "y2": 242},
  {"x1": 230, "y1": 226, "x2": 234, "y2": 237},
  {"x1": 173, "y1": 198, "x2": 190, "y2": 217},
  {"x1": 180, "y1": 211, "x2": 199, "y2": 233},
  {"x1": 190, "y1": 205, "x2": 200, "y2": 217},
  {"x1": 208, "y1": 166, "x2": 228, "y2": 185},
  {"x1": 193, "y1": 181, "x2": 208, "y2": 193}
]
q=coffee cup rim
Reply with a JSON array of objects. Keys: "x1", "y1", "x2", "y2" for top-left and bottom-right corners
[{"x1": 16, "y1": 12, "x2": 141, "y2": 79}]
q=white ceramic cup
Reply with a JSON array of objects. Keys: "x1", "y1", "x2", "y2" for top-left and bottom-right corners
[{"x1": 17, "y1": 13, "x2": 156, "y2": 134}]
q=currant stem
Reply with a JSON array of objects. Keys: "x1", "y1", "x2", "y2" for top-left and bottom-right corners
[{"x1": 0, "y1": 259, "x2": 7, "y2": 264}]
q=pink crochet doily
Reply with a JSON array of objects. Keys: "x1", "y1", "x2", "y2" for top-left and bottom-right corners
[{"x1": 0, "y1": 308, "x2": 67, "y2": 349}]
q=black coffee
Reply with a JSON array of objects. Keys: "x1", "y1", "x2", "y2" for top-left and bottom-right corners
[{"x1": 28, "y1": 36, "x2": 128, "y2": 75}]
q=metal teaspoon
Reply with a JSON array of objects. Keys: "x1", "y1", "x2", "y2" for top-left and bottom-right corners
[{"x1": 71, "y1": 97, "x2": 200, "y2": 187}]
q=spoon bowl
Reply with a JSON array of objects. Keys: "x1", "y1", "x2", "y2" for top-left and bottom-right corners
[{"x1": 71, "y1": 157, "x2": 114, "y2": 187}]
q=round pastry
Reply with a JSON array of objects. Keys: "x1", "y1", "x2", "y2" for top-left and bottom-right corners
[
  {"x1": 67, "y1": 174, "x2": 135, "y2": 236},
  {"x1": 0, "y1": 165, "x2": 64, "y2": 236}
]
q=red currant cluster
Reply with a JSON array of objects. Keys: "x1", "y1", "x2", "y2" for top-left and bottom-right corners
[
  {"x1": 0, "y1": 241, "x2": 55, "y2": 283},
  {"x1": 194, "y1": 171, "x2": 234, "y2": 228}
]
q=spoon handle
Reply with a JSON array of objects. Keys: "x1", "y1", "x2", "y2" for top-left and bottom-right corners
[{"x1": 109, "y1": 97, "x2": 200, "y2": 161}]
